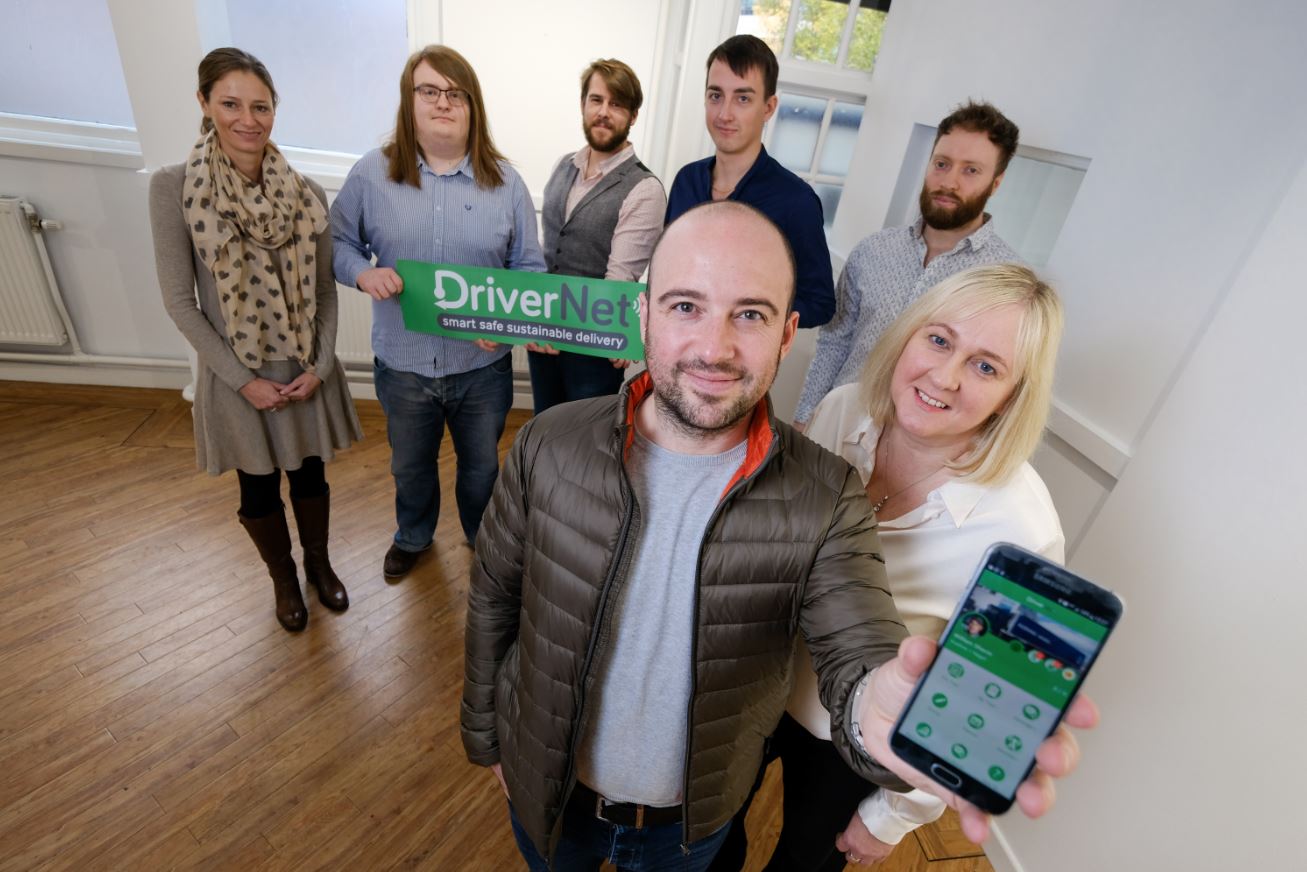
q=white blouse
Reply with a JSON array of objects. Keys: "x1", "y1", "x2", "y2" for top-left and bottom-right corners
[{"x1": 791, "y1": 382, "x2": 1065, "y2": 843}]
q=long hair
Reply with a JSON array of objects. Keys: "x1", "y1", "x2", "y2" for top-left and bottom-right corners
[
  {"x1": 858, "y1": 264, "x2": 1064, "y2": 485},
  {"x1": 384, "y1": 45, "x2": 505, "y2": 189},
  {"x1": 196, "y1": 47, "x2": 278, "y2": 134}
]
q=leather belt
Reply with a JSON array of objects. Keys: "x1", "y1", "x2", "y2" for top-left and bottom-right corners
[{"x1": 570, "y1": 781, "x2": 683, "y2": 829}]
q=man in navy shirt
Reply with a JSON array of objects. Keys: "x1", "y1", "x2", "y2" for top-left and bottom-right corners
[{"x1": 665, "y1": 35, "x2": 835, "y2": 328}]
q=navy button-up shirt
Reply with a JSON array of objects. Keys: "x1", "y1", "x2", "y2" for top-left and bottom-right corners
[{"x1": 665, "y1": 146, "x2": 836, "y2": 328}]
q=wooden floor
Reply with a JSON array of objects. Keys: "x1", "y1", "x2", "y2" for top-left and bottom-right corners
[{"x1": 0, "y1": 380, "x2": 992, "y2": 871}]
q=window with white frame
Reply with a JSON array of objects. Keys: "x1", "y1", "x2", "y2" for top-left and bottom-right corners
[
  {"x1": 0, "y1": 0, "x2": 135, "y2": 128},
  {"x1": 738, "y1": 0, "x2": 891, "y2": 227}
]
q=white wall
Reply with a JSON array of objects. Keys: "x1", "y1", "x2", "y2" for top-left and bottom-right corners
[
  {"x1": 993, "y1": 143, "x2": 1307, "y2": 872},
  {"x1": 0, "y1": 154, "x2": 184, "y2": 361},
  {"x1": 439, "y1": 0, "x2": 665, "y2": 195}
]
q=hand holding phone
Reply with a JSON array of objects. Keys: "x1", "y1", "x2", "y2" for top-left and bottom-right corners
[
  {"x1": 856, "y1": 543, "x2": 1121, "y2": 842},
  {"x1": 857, "y1": 635, "x2": 1098, "y2": 843}
]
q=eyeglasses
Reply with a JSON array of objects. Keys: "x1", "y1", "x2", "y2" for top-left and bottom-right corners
[{"x1": 413, "y1": 85, "x2": 469, "y2": 107}]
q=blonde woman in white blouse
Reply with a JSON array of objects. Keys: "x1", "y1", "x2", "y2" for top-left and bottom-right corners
[{"x1": 719, "y1": 264, "x2": 1065, "y2": 871}]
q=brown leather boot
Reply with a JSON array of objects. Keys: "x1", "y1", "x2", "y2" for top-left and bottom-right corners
[
  {"x1": 290, "y1": 488, "x2": 349, "y2": 612},
  {"x1": 239, "y1": 507, "x2": 308, "y2": 631}
]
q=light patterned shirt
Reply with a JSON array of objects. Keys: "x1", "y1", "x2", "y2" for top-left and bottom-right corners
[
  {"x1": 794, "y1": 217, "x2": 1020, "y2": 423},
  {"x1": 329, "y1": 148, "x2": 545, "y2": 378}
]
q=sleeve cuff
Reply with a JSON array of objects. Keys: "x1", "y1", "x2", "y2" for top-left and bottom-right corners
[
  {"x1": 857, "y1": 793, "x2": 912, "y2": 845},
  {"x1": 857, "y1": 789, "x2": 948, "y2": 845}
]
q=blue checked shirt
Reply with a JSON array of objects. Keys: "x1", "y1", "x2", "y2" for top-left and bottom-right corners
[{"x1": 330, "y1": 148, "x2": 546, "y2": 378}]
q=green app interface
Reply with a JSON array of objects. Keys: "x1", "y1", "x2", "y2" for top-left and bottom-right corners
[{"x1": 901, "y1": 568, "x2": 1109, "y2": 798}]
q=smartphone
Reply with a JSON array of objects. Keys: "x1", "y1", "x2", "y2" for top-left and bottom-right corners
[{"x1": 889, "y1": 542, "x2": 1124, "y2": 814}]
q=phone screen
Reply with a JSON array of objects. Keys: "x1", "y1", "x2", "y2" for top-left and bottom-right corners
[{"x1": 894, "y1": 557, "x2": 1115, "y2": 802}]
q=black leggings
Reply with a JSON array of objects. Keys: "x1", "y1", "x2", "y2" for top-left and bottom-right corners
[{"x1": 237, "y1": 456, "x2": 327, "y2": 518}]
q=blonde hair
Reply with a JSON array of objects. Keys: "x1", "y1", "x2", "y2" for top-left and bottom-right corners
[
  {"x1": 858, "y1": 264, "x2": 1064, "y2": 485},
  {"x1": 383, "y1": 45, "x2": 505, "y2": 189}
]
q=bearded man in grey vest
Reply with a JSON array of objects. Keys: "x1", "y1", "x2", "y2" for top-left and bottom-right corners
[{"x1": 527, "y1": 58, "x2": 667, "y2": 413}]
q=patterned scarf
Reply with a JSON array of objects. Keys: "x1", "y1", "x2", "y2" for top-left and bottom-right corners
[{"x1": 182, "y1": 131, "x2": 328, "y2": 371}]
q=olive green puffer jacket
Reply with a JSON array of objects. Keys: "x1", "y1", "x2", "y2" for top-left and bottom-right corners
[{"x1": 461, "y1": 373, "x2": 909, "y2": 858}]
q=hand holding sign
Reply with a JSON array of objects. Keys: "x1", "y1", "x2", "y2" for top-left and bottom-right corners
[
  {"x1": 357, "y1": 267, "x2": 404, "y2": 300},
  {"x1": 396, "y1": 261, "x2": 645, "y2": 360},
  {"x1": 524, "y1": 342, "x2": 560, "y2": 355}
]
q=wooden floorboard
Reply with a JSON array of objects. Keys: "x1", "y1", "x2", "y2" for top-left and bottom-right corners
[{"x1": 0, "y1": 379, "x2": 991, "y2": 871}]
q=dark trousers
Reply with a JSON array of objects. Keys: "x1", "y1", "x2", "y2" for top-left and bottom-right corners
[
  {"x1": 527, "y1": 349, "x2": 626, "y2": 414},
  {"x1": 509, "y1": 799, "x2": 730, "y2": 872},
  {"x1": 236, "y1": 456, "x2": 326, "y2": 518},
  {"x1": 709, "y1": 713, "x2": 872, "y2": 872},
  {"x1": 373, "y1": 355, "x2": 513, "y2": 548}
]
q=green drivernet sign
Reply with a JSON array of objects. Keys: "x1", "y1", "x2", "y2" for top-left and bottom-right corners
[{"x1": 395, "y1": 260, "x2": 645, "y2": 360}]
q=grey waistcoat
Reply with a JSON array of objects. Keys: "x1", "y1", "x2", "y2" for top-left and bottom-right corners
[{"x1": 541, "y1": 152, "x2": 656, "y2": 278}]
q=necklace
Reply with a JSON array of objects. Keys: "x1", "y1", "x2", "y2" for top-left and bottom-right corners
[
  {"x1": 870, "y1": 432, "x2": 948, "y2": 514},
  {"x1": 710, "y1": 174, "x2": 737, "y2": 197}
]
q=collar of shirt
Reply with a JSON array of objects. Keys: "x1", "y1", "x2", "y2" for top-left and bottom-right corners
[
  {"x1": 418, "y1": 152, "x2": 473, "y2": 180},
  {"x1": 702, "y1": 144, "x2": 772, "y2": 196},
  {"x1": 835, "y1": 412, "x2": 988, "y2": 530},
  {"x1": 910, "y1": 212, "x2": 1001, "y2": 257},
  {"x1": 570, "y1": 144, "x2": 638, "y2": 180}
]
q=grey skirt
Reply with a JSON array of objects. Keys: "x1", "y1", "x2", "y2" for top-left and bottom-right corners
[{"x1": 192, "y1": 358, "x2": 363, "y2": 476}]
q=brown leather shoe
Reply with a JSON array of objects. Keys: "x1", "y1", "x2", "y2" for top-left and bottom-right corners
[
  {"x1": 383, "y1": 543, "x2": 425, "y2": 579},
  {"x1": 239, "y1": 508, "x2": 307, "y2": 632},
  {"x1": 290, "y1": 488, "x2": 349, "y2": 612}
]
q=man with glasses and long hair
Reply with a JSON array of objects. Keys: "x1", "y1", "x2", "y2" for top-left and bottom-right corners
[{"x1": 330, "y1": 45, "x2": 544, "y2": 579}]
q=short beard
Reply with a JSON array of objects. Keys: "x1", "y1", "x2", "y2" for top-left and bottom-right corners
[
  {"x1": 645, "y1": 348, "x2": 781, "y2": 441},
  {"x1": 654, "y1": 365, "x2": 756, "y2": 438},
  {"x1": 584, "y1": 119, "x2": 630, "y2": 154},
  {"x1": 919, "y1": 182, "x2": 992, "y2": 231}
]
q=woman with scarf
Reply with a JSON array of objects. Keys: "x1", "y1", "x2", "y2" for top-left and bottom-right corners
[{"x1": 149, "y1": 48, "x2": 362, "y2": 632}]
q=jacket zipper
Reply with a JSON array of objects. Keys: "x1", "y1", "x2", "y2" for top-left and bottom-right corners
[
  {"x1": 557, "y1": 461, "x2": 639, "y2": 848},
  {"x1": 680, "y1": 429, "x2": 782, "y2": 852}
]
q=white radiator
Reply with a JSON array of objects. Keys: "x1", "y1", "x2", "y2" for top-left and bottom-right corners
[
  {"x1": 0, "y1": 197, "x2": 69, "y2": 347},
  {"x1": 333, "y1": 284, "x2": 530, "y2": 373},
  {"x1": 334, "y1": 285, "x2": 373, "y2": 366}
]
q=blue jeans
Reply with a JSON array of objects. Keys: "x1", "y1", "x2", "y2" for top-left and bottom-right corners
[
  {"x1": 508, "y1": 800, "x2": 729, "y2": 872},
  {"x1": 373, "y1": 355, "x2": 512, "y2": 549},
  {"x1": 527, "y1": 349, "x2": 627, "y2": 414}
]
